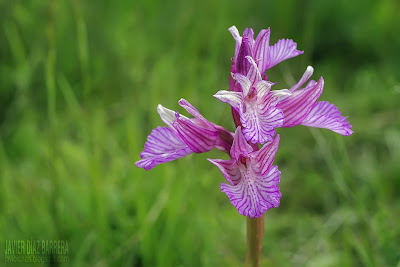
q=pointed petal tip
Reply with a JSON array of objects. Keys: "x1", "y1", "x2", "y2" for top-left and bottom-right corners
[
  {"x1": 331, "y1": 125, "x2": 354, "y2": 136},
  {"x1": 244, "y1": 55, "x2": 255, "y2": 63},
  {"x1": 304, "y1": 66, "x2": 314, "y2": 77},
  {"x1": 157, "y1": 104, "x2": 176, "y2": 127},
  {"x1": 212, "y1": 90, "x2": 242, "y2": 110},
  {"x1": 135, "y1": 160, "x2": 152, "y2": 171},
  {"x1": 206, "y1": 158, "x2": 215, "y2": 164},
  {"x1": 228, "y1": 25, "x2": 238, "y2": 32},
  {"x1": 213, "y1": 90, "x2": 231, "y2": 101},
  {"x1": 207, "y1": 158, "x2": 228, "y2": 168},
  {"x1": 272, "y1": 88, "x2": 292, "y2": 99},
  {"x1": 213, "y1": 92, "x2": 223, "y2": 101},
  {"x1": 231, "y1": 126, "x2": 254, "y2": 159},
  {"x1": 345, "y1": 129, "x2": 354, "y2": 136},
  {"x1": 156, "y1": 103, "x2": 165, "y2": 111},
  {"x1": 156, "y1": 104, "x2": 166, "y2": 114},
  {"x1": 219, "y1": 183, "x2": 225, "y2": 191},
  {"x1": 272, "y1": 134, "x2": 281, "y2": 149},
  {"x1": 229, "y1": 26, "x2": 241, "y2": 42},
  {"x1": 339, "y1": 124, "x2": 354, "y2": 136},
  {"x1": 317, "y1": 76, "x2": 325, "y2": 90},
  {"x1": 214, "y1": 90, "x2": 225, "y2": 96},
  {"x1": 177, "y1": 98, "x2": 192, "y2": 111},
  {"x1": 274, "y1": 134, "x2": 280, "y2": 143},
  {"x1": 134, "y1": 160, "x2": 142, "y2": 167}
]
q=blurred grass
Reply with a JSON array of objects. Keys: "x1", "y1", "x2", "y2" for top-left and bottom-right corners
[{"x1": 0, "y1": 0, "x2": 399, "y2": 266}]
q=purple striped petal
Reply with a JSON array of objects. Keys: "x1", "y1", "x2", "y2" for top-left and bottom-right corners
[
  {"x1": 240, "y1": 105, "x2": 283, "y2": 144},
  {"x1": 230, "y1": 126, "x2": 253, "y2": 160},
  {"x1": 277, "y1": 77, "x2": 324, "y2": 127},
  {"x1": 255, "y1": 80, "x2": 274, "y2": 98},
  {"x1": 266, "y1": 38, "x2": 304, "y2": 69},
  {"x1": 290, "y1": 66, "x2": 314, "y2": 92},
  {"x1": 243, "y1": 28, "x2": 255, "y2": 47},
  {"x1": 135, "y1": 126, "x2": 193, "y2": 170},
  {"x1": 213, "y1": 90, "x2": 243, "y2": 110},
  {"x1": 157, "y1": 104, "x2": 176, "y2": 129},
  {"x1": 251, "y1": 135, "x2": 280, "y2": 175},
  {"x1": 239, "y1": 87, "x2": 287, "y2": 144},
  {"x1": 210, "y1": 128, "x2": 282, "y2": 218},
  {"x1": 178, "y1": 98, "x2": 213, "y2": 127},
  {"x1": 259, "y1": 88, "x2": 291, "y2": 105},
  {"x1": 236, "y1": 37, "x2": 253, "y2": 75},
  {"x1": 234, "y1": 73, "x2": 251, "y2": 96},
  {"x1": 301, "y1": 101, "x2": 353, "y2": 136},
  {"x1": 253, "y1": 28, "x2": 271, "y2": 75},
  {"x1": 220, "y1": 163, "x2": 281, "y2": 218},
  {"x1": 245, "y1": 56, "x2": 262, "y2": 85},
  {"x1": 208, "y1": 158, "x2": 241, "y2": 186},
  {"x1": 213, "y1": 124, "x2": 235, "y2": 154},
  {"x1": 173, "y1": 113, "x2": 218, "y2": 153},
  {"x1": 229, "y1": 26, "x2": 242, "y2": 62}
]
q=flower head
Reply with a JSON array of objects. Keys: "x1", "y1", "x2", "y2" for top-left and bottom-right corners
[
  {"x1": 208, "y1": 127, "x2": 282, "y2": 218},
  {"x1": 214, "y1": 56, "x2": 291, "y2": 144}
]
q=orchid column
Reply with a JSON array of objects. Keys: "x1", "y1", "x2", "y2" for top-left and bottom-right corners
[{"x1": 136, "y1": 25, "x2": 353, "y2": 267}]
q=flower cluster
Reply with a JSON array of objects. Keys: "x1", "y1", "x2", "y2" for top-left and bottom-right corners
[{"x1": 136, "y1": 26, "x2": 353, "y2": 218}]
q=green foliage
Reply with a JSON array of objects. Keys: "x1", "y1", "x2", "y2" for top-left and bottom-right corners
[{"x1": 0, "y1": 0, "x2": 399, "y2": 266}]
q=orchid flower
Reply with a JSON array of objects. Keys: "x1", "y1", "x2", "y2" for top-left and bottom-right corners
[
  {"x1": 135, "y1": 99, "x2": 232, "y2": 170},
  {"x1": 214, "y1": 56, "x2": 291, "y2": 144},
  {"x1": 208, "y1": 127, "x2": 281, "y2": 218}
]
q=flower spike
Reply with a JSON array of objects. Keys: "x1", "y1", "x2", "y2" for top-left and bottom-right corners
[{"x1": 137, "y1": 24, "x2": 353, "y2": 221}]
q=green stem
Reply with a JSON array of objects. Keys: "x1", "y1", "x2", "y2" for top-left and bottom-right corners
[{"x1": 245, "y1": 215, "x2": 264, "y2": 267}]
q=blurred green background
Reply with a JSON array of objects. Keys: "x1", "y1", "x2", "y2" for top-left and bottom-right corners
[{"x1": 1, "y1": 0, "x2": 399, "y2": 266}]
